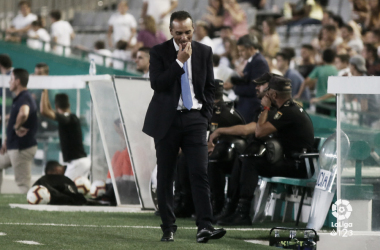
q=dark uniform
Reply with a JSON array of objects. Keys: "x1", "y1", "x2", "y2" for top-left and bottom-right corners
[
  {"x1": 33, "y1": 175, "x2": 87, "y2": 205},
  {"x1": 217, "y1": 75, "x2": 315, "y2": 226}
]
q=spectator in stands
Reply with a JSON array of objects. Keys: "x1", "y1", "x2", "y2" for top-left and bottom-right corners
[
  {"x1": 203, "y1": 0, "x2": 225, "y2": 38},
  {"x1": 89, "y1": 41, "x2": 113, "y2": 67},
  {"x1": 262, "y1": 18, "x2": 280, "y2": 58},
  {"x1": 40, "y1": 90, "x2": 91, "y2": 181},
  {"x1": 328, "y1": 14, "x2": 344, "y2": 32},
  {"x1": 141, "y1": 0, "x2": 178, "y2": 39},
  {"x1": 0, "y1": 68, "x2": 38, "y2": 194},
  {"x1": 297, "y1": 44, "x2": 316, "y2": 79},
  {"x1": 223, "y1": 0, "x2": 248, "y2": 39},
  {"x1": 298, "y1": 49, "x2": 338, "y2": 115},
  {"x1": 219, "y1": 37, "x2": 239, "y2": 68},
  {"x1": 195, "y1": 21, "x2": 214, "y2": 49},
  {"x1": 108, "y1": 1, "x2": 137, "y2": 49},
  {"x1": 50, "y1": 10, "x2": 75, "y2": 57},
  {"x1": 287, "y1": 0, "x2": 324, "y2": 26},
  {"x1": 135, "y1": 47, "x2": 150, "y2": 78},
  {"x1": 112, "y1": 40, "x2": 132, "y2": 70},
  {"x1": 352, "y1": 0, "x2": 370, "y2": 26},
  {"x1": 365, "y1": 0, "x2": 380, "y2": 30},
  {"x1": 5, "y1": 1, "x2": 37, "y2": 43},
  {"x1": 230, "y1": 35, "x2": 269, "y2": 122},
  {"x1": 362, "y1": 43, "x2": 380, "y2": 75},
  {"x1": 335, "y1": 54, "x2": 352, "y2": 76},
  {"x1": 363, "y1": 29, "x2": 376, "y2": 44},
  {"x1": 276, "y1": 52, "x2": 310, "y2": 100},
  {"x1": 0, "y1": 54, "x2": 13, "y2": 75},
  {"x1": 212, "y1": 26, "x2": 233, "y2": 56},
  {"x1": 319, "y1": 24, "x2": 343, "y2": 51},
  {"x1": 137, "y1": 15, "x2": 167, "y2": 49},
  {"x1": 34, "y1": 63, "x2": 49, "y2": 76},
  {"x1": 27, "y1": 20, "x2": 51, "y2": 52},
  {"x1": 340, "y1": 24, "x2": 363, "y2": 54}
]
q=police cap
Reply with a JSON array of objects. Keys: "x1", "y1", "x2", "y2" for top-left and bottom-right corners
[
  {"x1": 268, "y1": 76, "x2": 292, "y2": 92},
  {"x1": 253, "y1": 72, "x2": 282, "y2": 85}
]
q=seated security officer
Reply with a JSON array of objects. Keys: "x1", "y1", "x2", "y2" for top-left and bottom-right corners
[{"x1": 217, "y1": 76, "x2": 314, "y2": 226}]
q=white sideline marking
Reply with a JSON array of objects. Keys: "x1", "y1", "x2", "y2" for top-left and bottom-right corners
[
  {"x1": 245, "y1": 240, "x2": 268, "y2": 245},
  {"x1": 0, "y1": 222, "x2": 270, "y2": 231},
  {"x1": 9, "y1": 203, "x2": 151, "y2": 213},
  {"x1": 16, "y1": 241, "x2": 43, "y2": 245},
  {"x1": 0, "y1": 232, "x2": 6, "y2": 236}
]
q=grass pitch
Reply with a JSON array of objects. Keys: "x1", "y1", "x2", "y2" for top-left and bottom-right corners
[{"x1": 0, "y1": 194, "x2": 304, "y2": 249}]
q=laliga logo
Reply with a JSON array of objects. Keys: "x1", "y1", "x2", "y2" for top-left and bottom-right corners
[{"x1": 332, "y1": 199, "x2": 352, "y2": 220}]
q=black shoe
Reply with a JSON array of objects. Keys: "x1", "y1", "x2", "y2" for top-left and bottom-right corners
[
  {"x1": 212, "y1": 199, "x2": 236, "y2": 224},
  {"x1": 161, "y1": 231, "x2": 174, "y2": 242},
  {"x1": 196, "y1": 227, "x2": 226, "y2": 243},
  {"x1": 217, "y1": 199, "x2": 252, "y2": 226}
]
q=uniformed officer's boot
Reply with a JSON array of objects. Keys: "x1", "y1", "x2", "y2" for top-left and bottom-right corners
[
  {"x1": 212, "y1": 198, "x2": 236, "y2": 224},
  {"x1": 216, "y1": 199, "x2": 252, "y2": 226}
]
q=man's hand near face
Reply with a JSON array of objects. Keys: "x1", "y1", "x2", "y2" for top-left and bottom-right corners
[
  {"x1": 177, "y1": 42, "x2": 192, "y2": 63},
  {"x1": 261, "y1": 95, "x2": 272, "y2": 108}
]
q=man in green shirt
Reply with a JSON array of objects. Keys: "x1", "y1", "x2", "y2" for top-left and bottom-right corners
[{"x1": 296, "y1": 48, "x2": 338, "y2": 115}]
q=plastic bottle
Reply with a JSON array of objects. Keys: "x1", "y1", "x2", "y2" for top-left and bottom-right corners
[
  {"x1": 89, "y1": 59, "x2": 96, "y2": 75},
  {"x1": 274, "y1": 230, "x2": 284, "y2": 248},
  {"x1": 303, "y1": 231, "x2": 316, "y2": 250}
]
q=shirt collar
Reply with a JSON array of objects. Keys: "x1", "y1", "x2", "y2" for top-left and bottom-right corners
[
  {"x1": 173, "y1": 39, "x2": 179, "y2": 51},
  {"x1": 247, "y1": 51, "x2": 259, "y2": 63}
]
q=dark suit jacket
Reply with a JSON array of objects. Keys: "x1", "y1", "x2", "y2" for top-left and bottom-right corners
[
  {"x1": 234, "y1": 52, "x2": 269, "y2": 123},
  {"x1": 143, "y1": 39, "x2": 215, "y2": 140}
]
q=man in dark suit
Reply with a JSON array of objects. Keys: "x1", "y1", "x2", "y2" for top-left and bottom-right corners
[
  {"x1": 231, "y1": 35, "x2": 269, "y2": 123},
  {"x1": 142, "y1": 11, "x2": 226, "y2": 243}
]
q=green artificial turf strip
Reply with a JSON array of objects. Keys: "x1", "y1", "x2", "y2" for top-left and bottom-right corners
[
  {"x1": 0, "y1": 194, "x2": 279, "y2": 249},
  {"x1": 0, "y1": 194, "x2": 318, "y2": 249}
]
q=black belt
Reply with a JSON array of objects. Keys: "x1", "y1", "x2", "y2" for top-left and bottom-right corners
[{"x1": 177, "y1": 109, "x2": 200, "y2": 113}]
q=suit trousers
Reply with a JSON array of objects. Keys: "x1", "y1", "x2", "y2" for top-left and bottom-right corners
[{"x1": 155, "y1": 110, "x2": 213, "y2": 233}]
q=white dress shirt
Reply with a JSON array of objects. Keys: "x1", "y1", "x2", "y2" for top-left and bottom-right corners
[{"x1": 173, "y1": 39, "x2": 202, "y2": 110}]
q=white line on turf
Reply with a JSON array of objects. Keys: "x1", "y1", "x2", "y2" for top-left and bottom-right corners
[
  {"x1": 0, "y1": 222, "x2": 269, "y2": 231},
  {"x1": 0, "y1": 232, "x2": 6, "y2": 236},
  {"x1": 15, "y1": 241, "x2": 43, "y2": 245}
]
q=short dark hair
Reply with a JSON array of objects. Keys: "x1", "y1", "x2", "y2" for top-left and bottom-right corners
[
  {"x1": 301, "y1": 44, "x2": 314, "y2": 51},
  {"x1": 45, "y1": 160, "x2": 62, "y2": 175},
  {"x1": 276, "y1": 52, "x2": 290, "y2": 64},
  {"x1": 94, "y1": 40, "x2": 105, "y2": 50},
  {"x1": 116, "y1": 40, "x2": 128, "y2": 50},
  {"x1": 170, "y1": 11, "x2": 193, "y2": 28},
  {"x1": 331, "y1": 14, "x2": 344, "y2": 28},
  {"x1": 12, "y1": 68, "x2": 29, "y2": 87},
  {"x1": 0, "y1": 54, "x2": 12, "y2": 69},
  {"x1": 212, "y1": 54, "x2": 220, "y2": 67},
  {"x1": 237, "y1": 34, "x2": 258, "y2": 49},
  {"x1": 35, "y1": 63, "x2": 49, "y2": 74},
  {"x1": 373, "y1": 28, "x2": 380, "y2": 38},
  {"x1": 342, "y1": 24, "x2": 353, "y2": 33},
  {"x1": 323, "y1": 24, "x2": 337, "y2": 33},
  {"x1": 50, "y1": 10, "x2": 61, "y2": 21},
  {"x1": 55, "y1": 93, "x2": 70, "y2": 110},
  {"x1": 31, "y1": 20, "x2": 42, "y2": 27},
  {"x1": 322, "y1": 48, "x2": 336, "y2": 63},
  {"x1": 336, "y1": 54, "x2": 350, "y2": 64},
  {"x1": 138, "y1": 47, "x2": 150, "y2": 56},
  {"x1": 19, "y1": 0, "x2": 31, "y2": 8},
  {"x1": 281, "y1": 47, "x2": 295, "y2": 59}
]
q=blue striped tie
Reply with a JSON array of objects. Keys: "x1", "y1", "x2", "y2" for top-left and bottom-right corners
[{"x1": 181, "y1": 61, "x2": 193, "y2": 110}]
